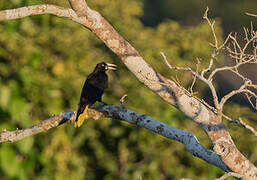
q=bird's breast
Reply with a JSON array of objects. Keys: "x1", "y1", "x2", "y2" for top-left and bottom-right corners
[{"x1": 87, "y1": 73, "x2": 108, "y2": 90}]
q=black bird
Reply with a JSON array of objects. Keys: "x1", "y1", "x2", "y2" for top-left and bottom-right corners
[{"x1": 74, "y1": 62, "x2": 117, "y2": 127}]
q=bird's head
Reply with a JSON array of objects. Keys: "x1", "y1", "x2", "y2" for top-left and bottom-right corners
[{"x1": 94, "y1": 62, "x2": 117, "y2": 72}]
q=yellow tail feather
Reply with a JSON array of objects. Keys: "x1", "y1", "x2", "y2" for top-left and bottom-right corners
[{"x1": 75, "y1": 105, "x2": 88, "y2": 128}]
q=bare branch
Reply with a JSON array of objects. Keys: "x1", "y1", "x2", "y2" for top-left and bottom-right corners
[
  {"x1": 219, "y1": 79, "x2": 252, "y2": 109},
  {"x1": 223, "y1": 115, "x2": 257, "y2": 137},
  {"x1": 158, "y1": 8, "x2": 257, "y2": 177},
  {"x1": 245, "y1": 93, "x2": 257, "y2": 110},
  {"x1": 0, "y1": 4, "x2": 77, "y2": 21},
  {"x1": 160, "y1": 52, "x2": 188, "y2": 71},
  {"x1": 189, "y1": 58, "x2": 200, "y2": 94},
  {"x1": 0, "y1": 112, "x2": 75, "y2": 142},
  {"x1": 216, "y1": 172, "x2": 242, "y2": 180},
  {"x1": 246, "y1": 12, "x2": 257, "y2": 18},
  {"x1": 238, "y1": 118, "x2": 257, "y2": 137},
  {"x1": 201, "y1": 57, "x2": 213, "y2": 77},
  {"x1": 160, "y1": 52, "x2": 220, "y2": 110},
  {"x1": 120, "y1": 94, "x2": 128, "y2": 105},
  {"x1": 0, "y1": 105, "x2": 230, "y2": 172},
  {"x1": 203, "y1": 7, "x2": 218, "y2": 49},
  {"x1": 119, "y1": 94, "x2": 128, "y2": 109}
]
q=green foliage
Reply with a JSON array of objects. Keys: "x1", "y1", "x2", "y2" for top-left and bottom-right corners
[{"x1": 0, "y1": 0, "x2": 256, "y2": 179}]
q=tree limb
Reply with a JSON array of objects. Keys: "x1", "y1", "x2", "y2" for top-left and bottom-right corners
[
  {"x1": 216, "y1": 172, "x2": 242, "y2": 180},
  {"x1": 245, "y1": 12, "x2": 257, "y2": 18},
  {"x1": 0, "y1": 4, "x2": 77, "y2": 21},
  {"x1": 0, "y1": 105, "x2": 230, "y2": 172}
]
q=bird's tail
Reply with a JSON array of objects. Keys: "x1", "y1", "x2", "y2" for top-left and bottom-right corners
[{"x1": 74, "y1": 105, "x2": 89, "y2": 127}]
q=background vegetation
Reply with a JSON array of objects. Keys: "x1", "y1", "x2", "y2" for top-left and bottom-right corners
[{"x1": 0, "y1": 0, "x2": 256, "y2": 179}]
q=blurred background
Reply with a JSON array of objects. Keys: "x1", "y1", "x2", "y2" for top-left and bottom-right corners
[{"x1": 0, "y1": 0, "x2": 256, "y2": 179}]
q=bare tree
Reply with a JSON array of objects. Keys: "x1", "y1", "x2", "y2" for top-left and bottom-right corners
[{"x1": 0, "y1": 1, "x2": 256, "y2": 179}]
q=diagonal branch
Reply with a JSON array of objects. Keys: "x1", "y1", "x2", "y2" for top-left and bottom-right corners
[
  {"x1": 245, "y1": 12, "x2": 257, "y2": 18},
  {"x1": 219, "y1": 80, "x2": 253, "y2": 109},
  {"x1": 0, "y1": 105, "x2": 230, "y2": 172},
  {"x1": 216, "y1": 172, "x2": 242, "y2": 180}
]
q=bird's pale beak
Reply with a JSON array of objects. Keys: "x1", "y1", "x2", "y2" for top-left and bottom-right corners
[{"x1": 106, "y1": 63, "x2": 117, "y2": 70}]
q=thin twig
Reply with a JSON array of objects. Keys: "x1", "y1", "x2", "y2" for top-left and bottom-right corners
[
  {"x1": 160, "y1": 52, "x2": 220, "y2": 110},
  {"x1": 189, "y1": 58, "x2": 200, "y2": 94},
  {"x1": 219, "y1": 80, "x2": 252, "y2": 110},
  {"x1": 203, "y1": 7, "x2": 218, "y2": 49},
  {"x1": 160, "y1": 52, "x2": 188, "y2": 71},
  {"x1": 216, "y1": 172, "x2": 242, "y2": 180},
  {"x1": 246, "y1": 12, "x2": 257, "y2": 18},
  {"x1": 120, "y1": 94, "x2": 128, "y2": 109},
  {"x1": 223, "y1": 115, "x2": 257, "y2": 137},
  {"x1": 201, "y1": 58, "x2": 213, "y2": 77}
]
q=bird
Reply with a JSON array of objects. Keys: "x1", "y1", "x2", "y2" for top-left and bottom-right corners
[{"x1": 74, "y1": 62, "x2": 117, "y2": 127}]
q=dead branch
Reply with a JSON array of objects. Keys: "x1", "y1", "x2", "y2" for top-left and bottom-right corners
[
  {"x1": 246, "y1": 12, "x2": 257, "y2": 18},
  {"x1": 203, "y1": 7, "x2": 218, "y2": 49},
  {"x1": 161, "y1": 9, "x2": 257, "y2": 135},
  {"x1": 0, "y1": 4, "x2": 78, "y2": 21},
  {"x1": 160, "y1": 7, "x2": 257, "y2": 178},
  {"x1": 160, "y1": 52, "x2": 220, "y2": 111},
  {"x1": 0, "y1": 105, "x2": 230, "y2": 172},
  {"x1": 216, "y1": 172, "x2": 242, "y2": 180}
]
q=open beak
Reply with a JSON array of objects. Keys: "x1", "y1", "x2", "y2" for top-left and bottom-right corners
[{"x1": 106, "y1": 63, "x2": 117, "y2": 70}]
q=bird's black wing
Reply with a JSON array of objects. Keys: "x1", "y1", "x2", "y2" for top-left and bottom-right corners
[
  {"x1": 87, "y1": 72, "x2": 108, "y2": 90},
  {"x1": 80, "y1": 80, "x2": 104, "y2": 104}
]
